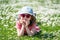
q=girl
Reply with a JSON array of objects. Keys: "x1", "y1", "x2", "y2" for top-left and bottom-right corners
[{"x1": 16, "y1": 6, "x2": 40, "y2": 36}]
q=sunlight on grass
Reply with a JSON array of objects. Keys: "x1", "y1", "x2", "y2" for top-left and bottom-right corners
[{"x1": 0, "y1": 0, "x2": 60, "y2": 40}]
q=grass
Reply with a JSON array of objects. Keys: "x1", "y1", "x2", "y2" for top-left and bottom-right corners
[
  {"x1": 0, "y1": 0, "x2": 60, "y2": 40},
  {"x1": 0, "y1": 22, "x2": 60, "y2": 40}
]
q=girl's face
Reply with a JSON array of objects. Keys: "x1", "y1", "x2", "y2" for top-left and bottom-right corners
[{"x1": 19, "y1": 14, "x2": 31, "y2": 21}]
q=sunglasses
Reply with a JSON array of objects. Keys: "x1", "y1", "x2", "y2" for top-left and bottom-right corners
[{"x1": 20, "y1": 14, "x2": 31, "y2": 18}]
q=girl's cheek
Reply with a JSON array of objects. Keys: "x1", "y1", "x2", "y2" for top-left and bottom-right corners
[
  {"x1": 28, "y1": 18, "x2": 31, "y2": 21},
  {"x1": 20, "y1": 17, "x2": 23, "y2": 20}
]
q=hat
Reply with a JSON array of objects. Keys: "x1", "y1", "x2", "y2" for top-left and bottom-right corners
[{"x1": 17, "y1": 6, "x2": 36, "y2": 17}]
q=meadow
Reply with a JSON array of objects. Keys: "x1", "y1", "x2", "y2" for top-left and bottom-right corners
[{"x1": 0, "y1": 0, "x2": 60, "y2": 40}]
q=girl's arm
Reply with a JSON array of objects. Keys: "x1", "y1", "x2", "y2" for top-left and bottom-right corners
[
  {"x1": 25, "y1": 26, "x2": 36, "y2": 36},
  {"x1": 24, "y1": 20, "x2": 36, "y2": 36},
  {"x1": 16, "y1": 23, "x2": 25, "y2": 36},
  {"x1": 16, "y1": 21, "x2": 24, "y2": 36}
]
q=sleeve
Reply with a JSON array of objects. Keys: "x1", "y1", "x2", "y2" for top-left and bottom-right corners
[
  {"x1": 16, "y1": 21, "x2": 22, "y2": 29},
  {"x1": 35, "y1": 25, "x2": 40, "y2": 32},
  {"x1": 33, "y1": 23, "x2": 40, "y2": 32}
]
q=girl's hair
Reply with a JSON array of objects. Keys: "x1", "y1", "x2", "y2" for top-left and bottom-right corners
[{"x1": 29, "y1": 15, "x2": 36, "y2": 26}]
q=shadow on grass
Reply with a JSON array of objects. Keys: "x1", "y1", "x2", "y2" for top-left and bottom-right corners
[{"x1": 33, "y1": 30, "x2": 56, "y2": 39}]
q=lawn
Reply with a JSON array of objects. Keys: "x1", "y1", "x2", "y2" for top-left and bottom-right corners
[{"x1": 0, "y1": 0, "x2": 60, "y2": 40}]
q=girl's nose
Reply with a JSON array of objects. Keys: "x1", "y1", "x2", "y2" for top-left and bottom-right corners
[{"x1": 24, "y1": 16, "x2": 27, "y2": 20}]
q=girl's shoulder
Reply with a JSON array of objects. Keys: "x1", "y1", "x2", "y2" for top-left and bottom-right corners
[
  {"x1": 32, "y1": 23, "x2": 37, "y2": 26},
  {"x1": 32, "y1": 23, "x2": 40, "y2": 32},
  {"x1": 29, "y1": 23, "x2": 37, "y2": 27},
  {"x1": 29, "y1": 23, "x2": 40, "y2": 32}
]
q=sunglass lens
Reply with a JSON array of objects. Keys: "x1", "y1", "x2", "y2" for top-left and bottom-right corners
[
  {"x1": 26, "y1": 14, "x2": 31, "y2": 18},
  {"x1": 21, "y1": 14, "x2": 25, "y2": 17}
]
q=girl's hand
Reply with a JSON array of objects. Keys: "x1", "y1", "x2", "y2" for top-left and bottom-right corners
[
  {"x1": 19, "y1": 18, "x2": 30, "y2": 27},
  {"x1": 19, "y1": 18, "x2": 23, "y2": 24},
  {"x1": 24, "y1": 20, "x2": 30, "y2": 27}
]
